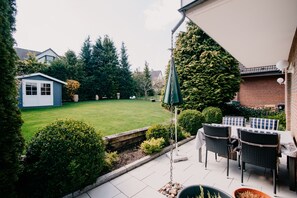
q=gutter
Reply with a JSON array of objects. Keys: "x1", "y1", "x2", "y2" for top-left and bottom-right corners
[{"x1": 178, "y1": 0, "x2": 207, "y2": 12}]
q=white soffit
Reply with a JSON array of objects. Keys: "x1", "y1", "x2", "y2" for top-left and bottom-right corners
[{"x1": 185, "y1": 0, "x2": 297, "y2": 67}]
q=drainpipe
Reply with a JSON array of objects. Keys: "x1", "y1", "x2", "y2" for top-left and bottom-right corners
[{"x1": 171, "y1": 12, "x2": 186, "y2": 58}]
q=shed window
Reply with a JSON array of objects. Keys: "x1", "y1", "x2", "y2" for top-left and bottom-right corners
[
  {"x1": 26, "y1": 82, "x2": 37, "y2": 95},
  {"x1": 41, "y1": 83, "x2": 51, "y2": 95}
]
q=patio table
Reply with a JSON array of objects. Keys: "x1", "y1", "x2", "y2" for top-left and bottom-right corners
[{"x1": 195, "y1": 124, "x2": 297, "y2": 191}]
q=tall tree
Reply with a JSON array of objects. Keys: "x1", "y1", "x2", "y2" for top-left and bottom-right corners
[
  {"x1": 173, "y1": 22, "x2": 241, "y2": 110},
  {"x1": 92, "y1": 35, "x2": 120, "y2": 98},
  {"x1": 80, "y1": 36, "x2": 93, "y2": 76},
  {"x1": 0, "y1": 0, "x2": 24, "y2": 196},
  {"x1": 118, "y1": 42, "x2": 134, "y2": 98}
]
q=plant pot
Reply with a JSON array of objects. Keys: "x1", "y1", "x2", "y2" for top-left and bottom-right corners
[
  {"x1": 73, "y1": 94, "x2": 79, "y2": 102},
  {"x1": 177, "y1": 185, "x2": 232, "y2": 198},
  {"x1": 234, "y1": 188, "x2": 271, "y2": 198}
]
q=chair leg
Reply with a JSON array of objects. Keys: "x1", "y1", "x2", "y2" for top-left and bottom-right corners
[
  {"x1": 273, "y1": 169, "x2": 276, "y2": 195},
  {"x1": 238, "y1": 153, "x2": 241, "y2": 169},
  {"x1": 205, "y1": 150, "x2": 208, "y2": 170},
  {"x1": 241, "y1": 162, "x2": 244, "y2": 185},
  {"x1": 215, "y1": 153, "x2": 217, "y2": 161},
  {"x1": 227, "y1": 150, "x2": 230, "y2": 178}
]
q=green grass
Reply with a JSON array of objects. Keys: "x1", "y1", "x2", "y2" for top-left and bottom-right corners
[{"x1": 21, "y1": 100, "x2": 171, "y2": 143}]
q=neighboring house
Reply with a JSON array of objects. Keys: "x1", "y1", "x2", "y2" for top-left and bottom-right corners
[
  {"x1": 150, "y1": 70, "x2": 165, "y2": 94},
  {"x1": 179, "y1": 0, "x2": 297, "y2": 135},
  {"x1": 16, "y1": 73, "x2": 66, "y2": 108},
  {"x1": 236, "y1": 64, "x2": 285, "y2": 108},
  {"x1": 14, "y1": 47, "x2": 59, "y2": 64}
]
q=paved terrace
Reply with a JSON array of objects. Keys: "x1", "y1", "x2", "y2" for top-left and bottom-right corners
[{"x1": 76, "y1": 139, "x2": 296, "y2": 198}]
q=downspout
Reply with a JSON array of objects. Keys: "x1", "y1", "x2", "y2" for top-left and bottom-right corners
[{"x1": 171, "y1": 12, "x2": 186, "y2": 58}]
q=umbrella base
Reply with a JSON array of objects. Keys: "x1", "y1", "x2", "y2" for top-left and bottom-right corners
[{"x1": 167, "y1": 150, "x2": 188, "y2": 163}]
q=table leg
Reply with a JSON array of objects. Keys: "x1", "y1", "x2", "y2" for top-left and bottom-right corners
[
  {"x1": 198, "y1": 147, "x2": 202, "y2": 163},
  {"x1": 288, "y1": 156, "x2": 296, "y2": 191}
]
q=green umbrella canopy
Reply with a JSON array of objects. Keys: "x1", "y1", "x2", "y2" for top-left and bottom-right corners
[{"x1": 163, "y1": 58, "x2": 183, "y2": 106}]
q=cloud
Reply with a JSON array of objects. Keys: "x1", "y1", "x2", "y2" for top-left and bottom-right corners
[{"x1": 144, "y1": 0, "x2": 181, "y2": 31}]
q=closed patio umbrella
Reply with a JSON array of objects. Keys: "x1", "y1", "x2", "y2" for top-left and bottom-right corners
[{"x1": 163, "y1": 56, "x2": 187, "y2": 163}]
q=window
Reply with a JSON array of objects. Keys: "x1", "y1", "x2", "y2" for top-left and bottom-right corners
[
  {"x1": 41, "y1": 83, "x2": 51, "y2": 95},
  {"x1": 26, "y1": 82, "x2": 37, "y2": 95}
]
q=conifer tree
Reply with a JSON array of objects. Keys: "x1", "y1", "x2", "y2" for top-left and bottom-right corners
[
  {"x1": 173, "y1": 22, "x2": 240, "y2": 110},
  {"x1": 119, "y1": 42, "x2": 134, "y2": 98},
  {"x1": 0, "y1": 0, "x2": 24, "y2": 196},
  {"x1": 80, "y1": 36, "x2": 93, "y2": 76}
]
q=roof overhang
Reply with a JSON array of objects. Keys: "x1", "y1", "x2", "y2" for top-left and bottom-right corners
[
  {"x1": 16, "y1": 72, "x2": 67, "y2": 85},
  {"x1": 180, "y1": 0, "x2": 297, "y2": 68}
]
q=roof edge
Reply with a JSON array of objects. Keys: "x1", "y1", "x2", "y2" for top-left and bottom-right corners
[
  {"x1": 16, "y1": 72, "x2": 67, "y2": 85},
  {"x1": 179, "y1": 0, "x2": 207, "y2": 12}
]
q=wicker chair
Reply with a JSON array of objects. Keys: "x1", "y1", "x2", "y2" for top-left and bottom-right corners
[
  {"x1": 203, "y1": 124, "x2": 234, "y2": 178},
  {"x1": 222, "y1": 116, "x2": 246, "y2": 127},
  {"x1": 249, "y1": 117, "x2": 279, "y2": 130},
  {"x1": 238, "y1": 129, "x2": 279, "y2": 195}
]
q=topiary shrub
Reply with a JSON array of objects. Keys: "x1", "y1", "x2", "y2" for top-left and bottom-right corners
[
  {"x1": 19, "y1": 119, "x2": 105, "y2": 198},
  {"x1": 202, "y1": 106, "x2": 223, "y2": 124},
  {"x1": 140, "y1": 138, "x2": 165, "y2": 154},
  {"x1": 146, "y1": 124, "x2": 170, "y2": 145},
  {"x1": 178, "y1": 110, "x2": 204, "y2": 135}
]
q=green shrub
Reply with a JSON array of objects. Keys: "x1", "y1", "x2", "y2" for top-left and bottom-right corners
[
  {"x1": 164, "y1": 124, "x2": 188, "y2": 141},
  {"x1": 221, "y1": 103, "x2": 278, "y2": 119},
  {"x1": 178, "y1": 110, "x2": 204, "y2": 135},
  {"x1": 140, "y1": 138, "x2": 165, "y2": 155},
  {"x1": 19, "y1": 119, "x2": 105, "y2": 198},
  {"x1": 103, "y1": 151, "x2": 119, "y2": 171},
  {"x1": 266, "y1": 112, "x2": 286, "y2": 131},
  {"x1": 202, "y1": 106, "x2": 223, "y2": 124},
  {"x1": 146, "y1": 124, "x2": 170, "y2": 145}
]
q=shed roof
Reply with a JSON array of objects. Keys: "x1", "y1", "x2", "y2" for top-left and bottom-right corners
[{"x1": 16, "y1": 73, "x2": 67, "y2": 85}]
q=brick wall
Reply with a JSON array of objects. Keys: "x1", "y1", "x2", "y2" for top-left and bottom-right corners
[
  {"x1": 238, "y1": 75, "x2": 285, "y2": 108},
  {"x1": 288, "y1": 29, "x2": 297, "y2": 138}
]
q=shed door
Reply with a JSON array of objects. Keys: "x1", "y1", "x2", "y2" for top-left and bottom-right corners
[{"x1": 22, "y1": 80, "x2": 53, "y2": 107}]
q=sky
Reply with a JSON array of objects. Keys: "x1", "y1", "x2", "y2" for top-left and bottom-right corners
[{"x1": 14, "y1": 0, "x2": 186, "y2": 73}]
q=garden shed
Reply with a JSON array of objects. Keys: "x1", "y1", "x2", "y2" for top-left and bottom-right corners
[{"x1": 16, "y1": 73, "x2": 66, "y2": 108}]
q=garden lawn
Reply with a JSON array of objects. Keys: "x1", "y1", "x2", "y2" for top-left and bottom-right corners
[{"x1": 21, "y1": 100, "x2": 171, "y2": 143}]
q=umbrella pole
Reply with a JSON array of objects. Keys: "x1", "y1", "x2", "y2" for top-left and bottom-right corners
[{"x1": 175, "y1": 107, "x2": 178, "y2": 154}]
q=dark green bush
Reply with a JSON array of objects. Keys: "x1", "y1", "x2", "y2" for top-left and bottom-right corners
[
  {"x1": 164, "y1": 124, "x2": 188, "y2": 141},
  {"x1": 178, "y1": 110, "x2": 204, "y2": 135},
  {"x1": 19, "y1": 119, "x2": 105, "y2": 198},
  {"x1": 140, "y1": 138, "x2": 165, "y2": 154},
  {"x1": 221, "y1": 103, "x2": 278, "y2": 119},
  {"x1": 266, "y1": 112, "x2": 286, "y2": 131},
  {"x1": 202, "y1": 106, "x2": 223, "y2": 124},
  {"x1": 146, "y1": 124, "x2": 170, "y2": 145}
]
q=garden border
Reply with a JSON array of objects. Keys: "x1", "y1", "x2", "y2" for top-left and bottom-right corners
[{"x1": 64, "y1": 136, "x2": 195, "y2": 198}]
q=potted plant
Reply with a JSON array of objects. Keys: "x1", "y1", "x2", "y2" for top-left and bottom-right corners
[
  {"x1": 234, "y1": 188, "x2": 271, "y2": 198},
  {"x1": 177, "y1": 185, "x2": 232, "y2": 198}
]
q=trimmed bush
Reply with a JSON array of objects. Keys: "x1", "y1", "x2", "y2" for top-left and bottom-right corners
[
  {"x1": 164, "y1": 124, "x2": 188, "y2": 141},
  {"x1": 178, "y1": 110, "x2": 204, "y2": 135},
  {"x1": 19, "y1": 119, "x2": 105, "y2": 197},
  {"x1": 146, "y1": 124, "x2": 170, "y2": 145},
  {"x1": 202, "y1": 106, "x2": 223, "y2": 124},
  {"x1": 140, "y1": 138, "x2": 165, "y2": 154}
]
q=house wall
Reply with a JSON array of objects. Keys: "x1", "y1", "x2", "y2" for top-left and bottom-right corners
[
  {"x1": 36, "y1": 49, "x2": 58, "y2": 63},
  {"x1": 288, "y1": 30, "x2": 297, "y2": 138},
  {"x1": 238, "y1": 75, "x2": 285, "y2": 108},
  {"x1": 18, "y1": 75, "x2": 63, "y2": 108}
]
